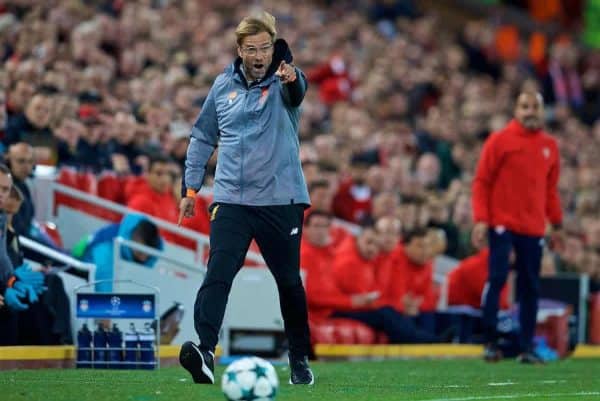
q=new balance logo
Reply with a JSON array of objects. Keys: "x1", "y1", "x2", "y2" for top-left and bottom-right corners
[{"x1": 290, "y1": 227, "x2": 299, "y2": 236}]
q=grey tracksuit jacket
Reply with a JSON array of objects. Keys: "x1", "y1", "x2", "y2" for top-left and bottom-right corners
[{"x1": 183, "y1": 39, "x2": 310, "y2": 207}]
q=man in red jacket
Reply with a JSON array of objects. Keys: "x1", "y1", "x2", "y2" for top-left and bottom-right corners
[
  {"x1": 447, "y1": 248, "x2": 510, "y2": 310},
  {"x1": 300, "y1": 211, "x2": 375, "y2": 323},
  {"x1": 330, "y1": 223, "x2": 443, "y2": 343},
  {"x1": 472, "y1": 91, "x2": 563, "y2": 363},
  {"x1": 379, "y1": 227, "x2": 439, "y2": 334},
  {"x1": 127, "y1": 154, "x2": 180, "y2": 243}
]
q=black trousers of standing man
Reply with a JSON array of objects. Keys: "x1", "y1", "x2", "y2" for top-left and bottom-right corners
[{"x1": 194, "y1": 202, "x2": 311, "y2": 358}]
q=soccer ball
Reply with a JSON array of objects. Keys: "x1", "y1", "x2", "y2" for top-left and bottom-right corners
[{"x1": 221, "y1": 356, "x2": 279, "y2": 401}]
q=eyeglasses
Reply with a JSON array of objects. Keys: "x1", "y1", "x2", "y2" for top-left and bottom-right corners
[
  {"x1": 241, "y1": 43, "x2": 273, "y2": 57},
  {"x1": 14, "y1": 158, "x2": 34, "y2": 165}
]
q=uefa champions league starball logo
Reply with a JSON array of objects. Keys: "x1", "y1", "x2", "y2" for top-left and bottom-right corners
[
  {"x1": 79, "y1": 299, "x2": 89, "y2": 312},
  {"x1": 110, "y1": 296, "x2": 121, "y2": 311},
  {"x1": 142, "y1": 300, "x2": 152, "y2": 313}
]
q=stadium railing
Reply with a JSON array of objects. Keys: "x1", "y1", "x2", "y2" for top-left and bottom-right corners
[
  {"x1": 45, "y1": 181, "x2": 265, "y2": 265},
  {"x1": 19, "y1": 235, "x2": 98, "y2": 341}
]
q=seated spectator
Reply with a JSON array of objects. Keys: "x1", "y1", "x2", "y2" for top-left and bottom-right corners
[
  {"x1": 5, "y1": 142, "x2": 35, "y2": 237},
  {"x1": 300, "y1": 211, "x2": 345, "y2": 323},
  {"x1": 6, "y1": 142, "x2": 63, "y2": 255},
  {"x1": 126, "y1": 154, "x2": 180, "y2": 242},
  {"x1": 5, "y1": 185, "x2": 25, "y2": 266},
  {"x1": 72, "y1": 214, "x2": 163, "y2": 292},
  {"x1": 106, "y1": 112, "x2": 145, "y2": 175},
  {"x1": 3, "y1": 184, "x2": 72, "y2": 345},
  {"x1": 4, "y1": 93, "x2": 54, "y2": 153},
  {"x1": 308, "y1": 179, "x2": 333, "y2": 214},
  {"x1": 380, "y1": 227, "x2": 438, "y2": 333},
  {"x1": 332, "y1": 162, "x2": 373, "y2": 223},
  {"x1": 447, "y1": 247, "x2": 510, "y2": 309},
  {"x1": 0, "y1": 165, "x2": 46, "y2": 345},
  {"x1": 374, "y1": 215, "x2": 403, "y2": 285},
  {"x1": 331, "y1": 223, "x2": 444, "y2": 343},
  {"x1": 307, "y1": 179, "x2": 351, "y2": 246}
]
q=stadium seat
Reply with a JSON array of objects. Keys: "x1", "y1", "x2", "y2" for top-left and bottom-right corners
[
  {"x1": 96, "y1": 172, "x2": 125, "y2": 221},
  {"x1": 54, "y1": 167, "x2": 79, "y2": 212},
  {"x1": 535, "y1": 306, "x2": 571, "y2": 357},
  {"x1": 310, "y1": 320, "x2": 337, "y2": 344},
  {"x1": 309, "y1": 318, "x2": 379, "y2": 345},
  {"x1": 97, "y1": 172, "x2": 125, "y2": 204},
  {"x1": 76, "y1": 171, "x2": 97, "y2": 195}
]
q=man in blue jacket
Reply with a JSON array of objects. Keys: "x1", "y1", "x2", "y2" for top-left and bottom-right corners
[
  {"x1": 0, "y1": 163, "x2": 46, "y2": 345},
  {"x1": 73, "y1": 214, "x2": 163, "y2": 293},
  {"x1": 178, "y1": 11, "x2": 313, "y2": 385}
]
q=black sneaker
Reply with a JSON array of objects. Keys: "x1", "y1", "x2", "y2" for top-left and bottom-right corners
[
  {"x1": 179, "y1": 341, "x2": 215, "y2": 384},
  {"x1": 517, "y1": 351, "x2": 544, "y2": 364},
  {"x1": 289, "y1": 355, "x2": 314, "y2": 385},
  {"x1": 483, "y1": 343, "x2": 503, "y2": 362}
]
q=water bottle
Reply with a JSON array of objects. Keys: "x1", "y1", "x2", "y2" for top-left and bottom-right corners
[
  {"x1": 124, "y1": 323, "x2": 139, "y2": 369},
  {"x1": 76, "y1": 324, "x2": 92, "y2": 368},
  {"x1": 107, "y1": 324, "x2": 123, "y2": 369},
  {"x1": 138, "y1": 322, "x2": 156, "y2": 370},
  {"x1": 93, "y1": 323, "x2": 108, "y2": 369}
]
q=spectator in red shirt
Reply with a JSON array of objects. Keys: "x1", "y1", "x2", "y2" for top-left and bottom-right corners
[
  {"x1": 447, "y1": 248, "x2": 510, "y2": 310},
  {"x1": 381, "y1": 227, "x2": 438, "y2": 334},
  {"x1": 332, "y1": 162, "x2": 373, "y2": 223},
  {"x1": 472, "y1": 91, "x2": 563, "y2": 363},
  {"x1": 308, "y1": 179, "x2": 351, "y2": 247},
  {"x1": 300, "y1": 211, "x2": 363, "y2": 323},
  {"x1": 127, "y1": 154, "x2": 181, "y2": 244},
  {"x1": 307, "y1": 54, "x2": 354, "y2": 105},
  {"x1": 373, "y1": 216, "x2": 403, "y2": 289},
  {"x1": 330, "y1": 223, "x2": 442, "y2": 343}
]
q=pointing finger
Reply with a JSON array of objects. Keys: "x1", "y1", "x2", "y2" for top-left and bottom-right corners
[{"x1": 276, "y1": 60, "x2": 286, "y2": 76}]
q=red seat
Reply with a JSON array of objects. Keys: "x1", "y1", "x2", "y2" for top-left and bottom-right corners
[
  {"x1": 309, "y1": 318, "x2": 379, "y2": 345},
  {"x1": 55, "y1": 168, "x2": 122, "y2": 221},
  {"x1": 310, "y1": 321, "x2": 337, "y2": 344},
  {"x1": 535, "y1": 305, "x2": 571, "y2": 358},
  {"x1": 54, "y1": 167, "x2": 79, "y2": 212},
  {"x1": 75, "y1": 171, "x2": 99, "y2": 215},
  {"x1": 76, "y1": 171, "x2": 97, "y2": 195},
  {"x1": 97, "y1": 173, "x2": 124, "y2": 204},
  {"x1": 96, "y1": 172, "x2": 125, "y2": 221}
]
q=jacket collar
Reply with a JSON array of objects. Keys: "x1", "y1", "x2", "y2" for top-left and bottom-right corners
[
  {"x1": 228, "y1": 38, "x2": 293, "y2": 87},
  {"x1": 507, "y1": 119, "x2": 542, "y2": 136}
]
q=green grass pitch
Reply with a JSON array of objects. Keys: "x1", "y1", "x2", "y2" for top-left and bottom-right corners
[{"x1": 1, "y1": 359, "x2": 599, "y2": 401}]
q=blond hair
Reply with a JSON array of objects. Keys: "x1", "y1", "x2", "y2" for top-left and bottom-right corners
[{"x1": 235, "y1": 11, "x2": 277, "y2": 46}]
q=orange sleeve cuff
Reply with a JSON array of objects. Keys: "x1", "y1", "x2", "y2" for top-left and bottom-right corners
[
  {"x1": 186, "y1": 188, "x2": 197, "y2": 198},
  {"x1": 7, "y1": 276, "x2": 16, "y2": 288}
]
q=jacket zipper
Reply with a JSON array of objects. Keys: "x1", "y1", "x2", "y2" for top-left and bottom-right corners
[{"x1": 240, "y1": 87, "x2": 249, "y2": 202}]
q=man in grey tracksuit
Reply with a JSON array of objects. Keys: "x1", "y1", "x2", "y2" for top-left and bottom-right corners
[{"x1": 178, "y1": 12, "x2": 314, "y2": 385}]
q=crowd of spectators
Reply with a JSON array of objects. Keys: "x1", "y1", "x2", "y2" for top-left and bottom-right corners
[{"x1": 0, "y1": 0, "x2": 598, "y2": 297}]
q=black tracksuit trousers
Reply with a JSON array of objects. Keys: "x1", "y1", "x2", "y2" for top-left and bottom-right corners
[{"x1": 193, "y1": 203, "x2": 311, "y2": 358}]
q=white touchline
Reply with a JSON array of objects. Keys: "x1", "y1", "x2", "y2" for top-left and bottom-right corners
[
  {"x1": 488, "y1": 382, "x2": 516, "y2": 386},
  {"x1": 421, "y1": 391, "x2": 600, "y2": 401}
]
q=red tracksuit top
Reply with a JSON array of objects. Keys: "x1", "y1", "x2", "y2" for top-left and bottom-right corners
[
  {"x1": 300, "y1": 240, "x2": 354, "y2": 323},
  {"x1": 472, "y1": 119, "x2": 562, "y2": 236},
  {"x1": 447, "y1": 248, "x2": 510, "y2": 309},
  {"x1": 332, "y1": 237, "x2": 382, "y2": 307},
  {"x1": 379, "y1": 246, "x2": 438, "y2": 313}
]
